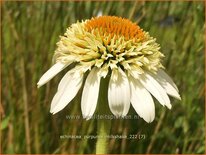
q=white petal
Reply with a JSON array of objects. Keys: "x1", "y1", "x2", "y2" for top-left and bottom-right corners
[
  {"x1": 97, "y1": 10, "x2": 103, "y2": 17},
  {"x1": 37, "y1": 62, "x2": 69, "y2": 88},
  {"x1": 150, "y1": 71, "x2": 181, "y2": 100},
  {"x1": 50, "y1": 69, "x2": 83, "y2": 114},
  {"x1": 157, "y1": 69, "x2": 179, "y2": 91},
  {"x1": 81, "y1": 67, "x2": 101, "y2": 120},
  {"x1": 57, "y1": 68, "x2": 75, "y2": 91},
  {"x1": 139, "y1": 72, "x2": 171, "y2": 109},
  {"x1": 129, "y1": 76, "x2": 155, "y2": 123},
  {"x1": 108, "y1": 68, "x2": 130, "y2": 117}
]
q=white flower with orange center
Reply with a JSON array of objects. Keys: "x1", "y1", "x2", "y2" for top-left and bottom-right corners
[{"x1": 37, "y1": 16, "x2": 181, "y2": 123}]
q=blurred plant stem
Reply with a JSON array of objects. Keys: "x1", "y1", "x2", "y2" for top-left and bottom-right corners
[
  {"x1": 96, "y1": 118, "x2": 111, "y2": 154},
  {"x1": 96, "y1": 78, "x2": 111, "y2": 154},
  {"x1": 146, "y1": 110, "x2": 166, "y2": 153},
  {"x1": 21, "y1": 58, "x2": 31, "y2": 154}
]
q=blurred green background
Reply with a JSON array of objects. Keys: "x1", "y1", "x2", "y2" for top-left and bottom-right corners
[{"x1": 1, "y1": 1, "x2": 205, "y2": 154}]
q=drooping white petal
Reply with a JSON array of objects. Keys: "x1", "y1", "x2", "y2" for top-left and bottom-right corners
[
  {"x1": 129, "y1": 76, "x2": 155, "y2": 123},
  {"x1": 138, "y1": 72, "x2": 172, "y2": 109},
  {"x1": 37, "y1": 62, "x2": 69, "y2": 88},
  {"x1": 57, "y1": 68, "x2": 75, "y2": 91},
  {"x1": 149, "y1": 70, "x2": 181, "y2": 100},
  {"x1": 108, "y1": 68, "x2": 130, "y2": 117},
  {"x1": 81, "y1": 67, "x2": 101, "y2": 120},
  {"x1": 97, "y1": 10, "x2": 103, "y2": 17},
  {"x1": 157, "y1": 69, "x2": 179, "y2": 91},
  {"x1": 50, "y1": 70, "x2": 83, "y2": 114}
]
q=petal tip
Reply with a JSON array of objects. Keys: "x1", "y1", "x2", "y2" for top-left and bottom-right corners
[
  {"x1": 37, "y1": 84, "x2": 41, "y2": 88},
  {"x1": 50, "y1": 110, "x2": 55, "y2": 115},
  {"x1": 177, "y1": 95, "x2": 181, "y2": 100},
  {"x1": 82, "y1": 115, "x2": 92, "y2": 120},
  {"x1": 167, "y1": 104, "x2": 172, "y2": 109},
  {"x1": 51, "y1": 110, "x2": 58, "y2": 115},
  {"x1": 50, "y1": 108, "x2": 54, "y2": 114},
  {"x1": 142, "y1": 115, "x2": 155, "y2": 123}
]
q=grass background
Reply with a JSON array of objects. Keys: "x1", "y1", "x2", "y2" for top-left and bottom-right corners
[{"x1": 1, "y1": 1, "x2": 205, "y2": 154}]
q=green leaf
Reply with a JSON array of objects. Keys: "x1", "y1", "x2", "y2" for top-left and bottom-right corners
[{"x1": 1, "y1": 116, "x2": 10, "y2": 130}]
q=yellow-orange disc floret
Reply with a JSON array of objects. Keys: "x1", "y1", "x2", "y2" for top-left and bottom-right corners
[
  {"x1": 53, "y1": 16, "x2": 164, "y2": 76},
  {"x1": 85, "y1": 16, "x2": 145, "y2": 42}
]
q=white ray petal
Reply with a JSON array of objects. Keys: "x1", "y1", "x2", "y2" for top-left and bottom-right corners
[
  {"x1": 129, "y1": 76, "x2": 155, "y2": 123},
  {"x1": 37, "y1": 62, "x2": 69, "y2": 88},
  {"x1": 50, "y1": 70, "x2": 83, "y2": 114},
  {"x1": 97, "y1": 10, "x2": 103, "y2": 17},
  {"x1": 57, "y1": 68, "x2": 75, "y2": 91},
  {"x1": 139, "y1": 72, "x2": 171, "y2": 109},
  {"x1": 149, "y1": 71, "x2": 181, "y2": 100},
  {"x1": 157, "y1": 69, "x2": 179, "y2": 91},
  {"x1": 81, "y1": 67, "x2": 101, "y2": 120},
  {"x1": 108, "y1": 68, "x2": 130, "y2": 117}
]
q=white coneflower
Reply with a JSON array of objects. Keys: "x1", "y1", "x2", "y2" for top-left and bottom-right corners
[{"x1": 37, "y1": 16, "x2": 181, "y2": 123}]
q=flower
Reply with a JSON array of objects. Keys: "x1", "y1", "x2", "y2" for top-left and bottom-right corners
[{"x1": 37, "y1": 16, "x2": 181, "y2": 123}]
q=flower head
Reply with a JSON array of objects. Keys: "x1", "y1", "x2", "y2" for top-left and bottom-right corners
[{"x1": 37, "y1": 16, "x2": 181, "y2": 123}]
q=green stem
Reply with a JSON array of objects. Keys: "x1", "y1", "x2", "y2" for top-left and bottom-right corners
[
  {"x1": 95, "y1": 78, "x2": 111, "y2": 154},
  {"x1": 96, "y1": 118, "x2": 111, "y2": 154}
]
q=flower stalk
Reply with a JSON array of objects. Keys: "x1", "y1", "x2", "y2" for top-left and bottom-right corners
[
  {"x1": 96, "y1": 78, "x2": 111, "y2": 154},
  {"x1": 96, "y1": 117, "x2": 111, "y2": 154}
]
